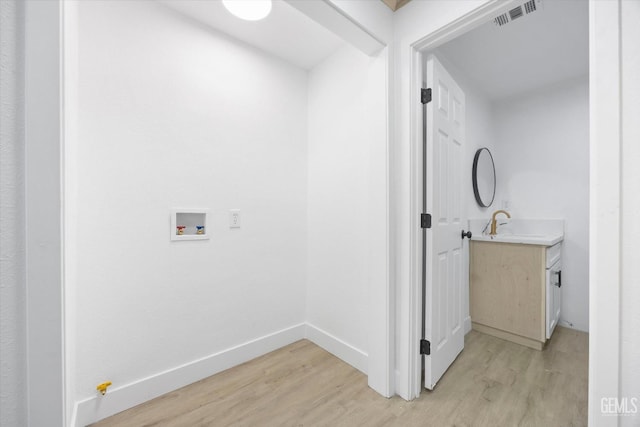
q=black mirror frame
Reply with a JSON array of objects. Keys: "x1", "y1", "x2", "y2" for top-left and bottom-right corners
[{"x1": 472, "y1": 147, "x2": 496, "y2": 208}]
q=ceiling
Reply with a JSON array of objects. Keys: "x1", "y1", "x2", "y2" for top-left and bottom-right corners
[
  {"x1": 160, "y1": 0, "x2": 346, "y2": 70},
  {"x1": 436, "y1": 0, "x2": 589, "y2": 100}
]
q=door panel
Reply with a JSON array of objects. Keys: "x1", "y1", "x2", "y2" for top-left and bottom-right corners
[
  {"x1": 547, "y1": 262, "x2": 562, "y2": 338},
  {"x1": 437, "y1": 131, "x2": 449, "y2": 221},
  {"x1": 424, "y1": 54, "x2": 466, "y2": 390}
]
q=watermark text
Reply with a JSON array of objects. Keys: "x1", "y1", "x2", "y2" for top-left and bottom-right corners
[{"x1": 601, "y1": 397, "x2": 639, "y2": 416}]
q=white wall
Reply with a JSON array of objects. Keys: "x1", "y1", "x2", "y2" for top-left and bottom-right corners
[
  {"x1": 0, "y1": 1, "x2": 26, "y2": 425},
  {"x1": 493, "y1": 75, "x2": 589, "y2": 332},
  {"x1": 464, "y1": 90, "x2": 497, "y2": 220},
  {"x1": 306, "y1": 45, "x2": 387, "y2": 374},
  {"x1": 328, "y1": 0, "x2": 393, "y2": 44},
  {"x1": 72, "y1": 0, "x2": 307, "y2": 421},
  {"x1": 620, "y1": 0, "x2": 640, "y2": 424}
]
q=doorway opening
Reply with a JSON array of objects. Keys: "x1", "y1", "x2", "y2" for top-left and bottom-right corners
[{"x1": 413, "y1": 0, "x2": 589, "y2": 421}]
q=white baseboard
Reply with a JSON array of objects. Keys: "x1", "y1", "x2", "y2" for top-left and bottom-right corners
[
  {"x1": 72, "y1": 323, "x2": 306, "y2": 427},
  {"x1": 464, "y1": 316, "x2": 472, "y2": 335},
  {"x1": 304, "y1": 323, "x2": 368, "y2": 374},
  {"x1": 559, "y1": 318, "x2": 589, "y2": 333}
]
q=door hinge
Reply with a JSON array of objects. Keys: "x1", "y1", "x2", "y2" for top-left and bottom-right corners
[
  {"x1": 421, "y1": 213, "x2": 432, "y2": 229},
  {"x1": 421, "y1": 88, "x2": 432, "y2": 104},
  {"x1": 420, "y1": 339, "x2": 431, "y2": 355}
]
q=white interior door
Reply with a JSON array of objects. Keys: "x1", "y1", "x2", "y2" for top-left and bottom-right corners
[{"x1": 424, "y1": 54, "x2": 466, "y2": 390}]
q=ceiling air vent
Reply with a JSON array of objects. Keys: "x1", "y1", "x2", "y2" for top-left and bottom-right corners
[
  {"x1": 494, "y1": 13, "x2": 509, "y2": 26},
  {"x1": 509, "y1": 6, "x2": 524, "y2": 21},
  {"x1": 524, "y1": 0, "x2": 537, "y2": 14},
  {"x1": 494, "y1": 0, "x2": 542, "y2": 27}
]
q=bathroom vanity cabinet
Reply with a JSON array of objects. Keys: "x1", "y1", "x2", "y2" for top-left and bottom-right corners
[{"x1": 470, "y1": 240, "x2": 562, "y2": 350}]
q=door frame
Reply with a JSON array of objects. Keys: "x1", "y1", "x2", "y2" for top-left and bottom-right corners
[
  {"x1": 398, "y1": 0, "x2": 519, "y2": 400},
  {"x1": 397, "y1": 5, "x2": 624, "y2": 427},
  {"x1": 24, "y1": 0, "x2": 66, "y2": 425}
]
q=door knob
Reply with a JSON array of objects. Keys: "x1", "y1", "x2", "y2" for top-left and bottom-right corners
[{"x1": 461, "y1": 230, "x2": 472, "y2": 239}]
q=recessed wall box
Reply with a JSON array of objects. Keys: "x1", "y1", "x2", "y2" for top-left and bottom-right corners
[{"x1": 170, "y1": 209, "x2": 209, "y2": 241}]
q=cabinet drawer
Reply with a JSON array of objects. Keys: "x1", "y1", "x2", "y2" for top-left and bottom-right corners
[{"x1": 546, "y1": 242, "x2": 562, "y2": 268}]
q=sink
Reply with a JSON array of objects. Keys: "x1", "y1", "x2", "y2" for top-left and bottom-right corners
[{"x1": 468, "y1": 219, "x2": 564, "y2": 246}]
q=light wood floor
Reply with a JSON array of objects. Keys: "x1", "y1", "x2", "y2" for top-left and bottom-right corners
[{"x1": 92, "y1": 327, "x2": 588, "y2": 427}]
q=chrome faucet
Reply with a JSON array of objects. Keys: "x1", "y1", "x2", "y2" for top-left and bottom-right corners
[{"x1": 490, "y1": 210, "x2": 511, "y2": 236}]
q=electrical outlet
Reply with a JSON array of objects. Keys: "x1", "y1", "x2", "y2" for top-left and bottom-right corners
[{"x1": 229, "y1": 209, "x2": 241, "y2": 228}]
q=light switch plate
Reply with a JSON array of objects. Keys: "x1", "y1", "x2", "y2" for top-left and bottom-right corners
[{"x1": 229, "y1": 209, "x2": 241, "y2": 228}]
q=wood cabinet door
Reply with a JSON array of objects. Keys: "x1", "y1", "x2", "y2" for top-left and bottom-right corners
[{"x1": 470, "y1": 242, "x2": 546, "y2": 342}]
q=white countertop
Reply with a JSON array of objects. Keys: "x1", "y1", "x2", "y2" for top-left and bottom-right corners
[
  {"x1": 470, "y1": 233, "x2": 564, "y2": 246},
  {"x1": 468, "y1": 218, "x2": 564, "y2": 247}
]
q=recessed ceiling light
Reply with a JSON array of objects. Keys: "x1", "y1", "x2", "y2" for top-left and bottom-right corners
[{"x1": 222, "y1": 0, "x2": 272, "y2": 21}]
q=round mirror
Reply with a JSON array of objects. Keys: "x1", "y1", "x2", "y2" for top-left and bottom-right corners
[{"x1": 472, "y1": 148, "x2": 496, "y2": 208}]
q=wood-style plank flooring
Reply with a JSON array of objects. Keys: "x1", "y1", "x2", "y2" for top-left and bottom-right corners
[{"x1": 92, "y1": 327, "x2": 588, "y2": 427}]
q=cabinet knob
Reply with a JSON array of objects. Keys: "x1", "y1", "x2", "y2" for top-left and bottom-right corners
[{"x1": 461, "y1": 230, "x2": 472, "y2": 239}]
